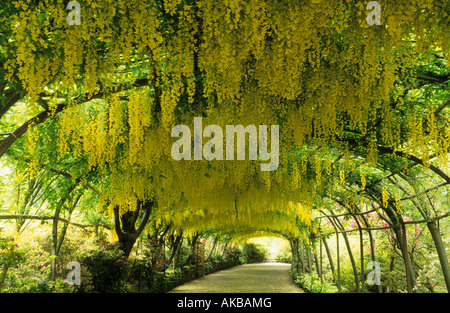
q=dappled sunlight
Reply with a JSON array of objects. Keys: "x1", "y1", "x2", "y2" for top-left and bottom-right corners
[{"x1": 247, "y1": 236, "x2": 291, "y2": 262}]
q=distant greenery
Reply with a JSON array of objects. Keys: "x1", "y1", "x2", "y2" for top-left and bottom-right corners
[
  {"x1": 276, "y1": 247, "x2": 292, "y2": 263},
  {"x1": 240, "y1": 243, "x2": 267, "y2": 264}
]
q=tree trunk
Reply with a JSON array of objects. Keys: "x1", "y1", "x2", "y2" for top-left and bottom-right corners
[
  {"x1": 206, "y1": 236, "x2": 218, "y2": 262},
  {"x1": 329, "y1": 211, "x2": 360, "y2": 292},
  {"x1": 392, "y1": 221, "x2": 417, "y2": 292},
  {"x1": 114, "y1": 199, "x2": 153, "y2": 258},
  {"x1": 313, "y1": 247, "x2": 320, "y2": 278},
  {"x1": 400, "y1": 175, "x2": 450, "y2": 292},
  {"x1": 301, "y1": 240, "x2": 306, "y2": 273},
  {"x1": 319, "y1": 238, "x2": 323, "y2": 284},
  {"x1": 173, "y1": 237, "x2": 183, "y2": 271},
  {"x1": 183, "y1": 233, "x2": 200, "y2": 266},
  {"x1": 168, "y1": 233, "x2": 183, "y2": 270},
  {"x1": 401, "y1": 222, "x2": 412, "y2": 293},
  {"x1": 351, "y1": 212, "x2": 365, "y2": 293},
  {"x1": 306, "y1": 242, "x2": 312, "y2": 274},
  {"x1": 50, "y1": 188, "x2": 78, "y2": 281},
  {"x1": 50, "y1": 204, "x2": 61, "y2": 281},
  {"x1": 336, "y1": 233, "x2": 341, "y2": 290},
  {"x1": 427, "y1": 220, "x2": 450, "y2": 293},
  {"x1": 289, "y1": 237, "x2": 301, "y2": 274},
  {"x1": 323, "y1": 237, "x2": 340, "y2": 290},
  {"x1": 360, "y1": 214, "x2": 382, "y2": 293},
  {"x1": 325, "y1": 215, "x2": 341, "y2": 290},
  {"x1": 391, "y1": 216, "x2": 417, "y2": 292},
  {"x1": 343, "y1": 231, "x2": 359, "y2": 292}
]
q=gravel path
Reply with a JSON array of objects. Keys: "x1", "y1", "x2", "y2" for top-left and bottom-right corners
[{"x1": 168, "y1": 262, "x2": 304, "y2": 293}]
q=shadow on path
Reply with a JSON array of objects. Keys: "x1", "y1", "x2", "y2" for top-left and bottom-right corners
[{"x1": 168, "y1": 262, "x2": 304, "y2": 293}]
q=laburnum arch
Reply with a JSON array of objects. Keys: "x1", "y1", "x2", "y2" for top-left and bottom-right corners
[{"x1": 0, "y1": 0, "x2": 449, "y2": 292}]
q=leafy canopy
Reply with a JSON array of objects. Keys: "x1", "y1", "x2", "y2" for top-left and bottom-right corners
[{"x1": 1, "y1": 0, "x2": 449, "y2": 238}]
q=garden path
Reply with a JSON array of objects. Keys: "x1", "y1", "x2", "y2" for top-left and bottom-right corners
[{"x1": 168, "y1": 262, "x2": 304, "y2": 293}]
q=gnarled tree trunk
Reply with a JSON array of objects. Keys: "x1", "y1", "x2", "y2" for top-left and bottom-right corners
[{"x1": 114, "y1": 199, "x2": 153, "y2": 258}]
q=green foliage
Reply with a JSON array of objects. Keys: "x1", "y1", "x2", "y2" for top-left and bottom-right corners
[
  {"x1": 79, "y1": 242, "x2": 128, "y2": 293},
  {"x1": 276, "y1": 247, "x2": 292, "y2": 263},
  {"x1": 119, "y1": 244, "x2": 242, "y2": 293},
  {"x1": 0, "y1": 236, "x2": 26, "y2": 268},
  {"x1": 222, "y1": 246, "x2": 241, "y2": 265},
  {"x1": 0, "y1": 238, "x2": 75, "y2": 292},
  {"x1": 293, "y1": 272, "x2": 337, "y2": 293},
  {"x1": 240, "y1": 242, "x2": 267, "y2": 264}
]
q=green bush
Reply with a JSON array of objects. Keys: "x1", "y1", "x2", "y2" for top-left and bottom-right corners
[
  {"x1": 241, "y1": 243, "x2": 267, "y2": 263},
  {"x1": 293, "y1": 272, "x2": 336, "y2": 293},
  {"x1": 1, "y1": 238, "x2": 75, "y2": 293},
  {"x1": 222, "y1": 246, "x2": 241, "y2": 265},
  {"x1": 80, "y1": 242, "x2": 128, "y2": 292}
]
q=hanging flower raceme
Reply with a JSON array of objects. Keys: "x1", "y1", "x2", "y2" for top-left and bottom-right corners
[{"x1": 3, "y1": 0, "x2": 448, "y2": 237}]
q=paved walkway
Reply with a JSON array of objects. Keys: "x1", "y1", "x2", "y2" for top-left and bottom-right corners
[{"x1": 168, "y1": 262, "x2": 304, "y2": 293}]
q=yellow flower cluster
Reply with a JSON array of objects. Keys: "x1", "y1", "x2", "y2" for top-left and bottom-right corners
[{"x1": 6, "y1": 0, "x2": 449, "y2": 238}]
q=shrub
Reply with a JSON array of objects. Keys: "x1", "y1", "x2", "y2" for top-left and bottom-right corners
[
  {"x1": 223, "y1": 246, "x2": 241, "y2": 265},
  {"x1": 1, "y1": 236, "x2": 27, "y2": 289},
  {"x1": 1, "y1": 238, "x2": 75, "y2": 293},
  {"x1": 79, "y1": 242, "x2": 128, "y2": 292},
  {"x1": 241, "y1": 243, "x2": 267, "y2": 263},
  {"x1": 293, "y1": 272, "x2": 335, "y2": 293}
]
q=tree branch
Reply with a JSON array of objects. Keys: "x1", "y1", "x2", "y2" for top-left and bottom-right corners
[
  {"x1": 0, "y1": 214, "x2": 102, "y2": 229},
  {"x1": 0, "y1": 89, "x2": 25, "y2": 121},
  {"x1": 0, "y1": 78, "x2": 152, "y2": 159},
  {"x1": 135, "y1": 200, "x2": 153, "y2": 236},
  {"x1": 434, "y1": 99, "x2": 450, "y2": 117},
  {"x1": 318, "y1": 212, "x2": 449, "y2": 236},
  {"x1": 377, "y1": 145, "x2": 450, "y2": 184},
  {"x1": 113, "y1": 206, "x2": 125, "y2": 237}
]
